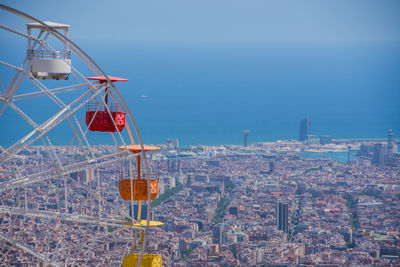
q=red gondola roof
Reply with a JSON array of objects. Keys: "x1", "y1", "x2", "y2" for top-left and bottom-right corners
[{"x1": 87, "y1": 75, "x2": 128, "y2": 82}]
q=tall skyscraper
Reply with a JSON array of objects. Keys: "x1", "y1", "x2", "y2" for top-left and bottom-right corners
[
  {"x1": 276, "y1": 202, "x2": 288, "y2": 233},
  {"x1": 212, "y1": 224, "x2": 225, "y2": 246},
  {"x1": 179, "y1": 239, "x2": 187, "y2": 256},
  {"x1": 299, "y1": 118, "x2": 310, "y2": 141},
  {"x1": 269, "y1": 161, "x2": 275, "y2": 173},
  {"x1": 388, "y1": 129, "x2": 394, "y2": 154},
  {"x1": 373, "y1": 143, "x2": 386, "y2": 166},
  {"x1": 348, "y1": 145, "x2": 351, "y2": 163},
  {"x1": 167, "y1": 158, "x2": 181, "y2": 172},
  {"x1": 243, "y1": 130, "x2": 250, "y2": 147}
]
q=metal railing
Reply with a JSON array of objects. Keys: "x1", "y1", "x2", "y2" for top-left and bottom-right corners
[
  {"x1": 86, "y1": 102, "x2": 125, "y2": 113},
  {"x1": 27, "y1": 49, "x2": 71, "y2": 60},
  {"x1": 124, "y1": 172, "x2": 157, "y2": 180}
]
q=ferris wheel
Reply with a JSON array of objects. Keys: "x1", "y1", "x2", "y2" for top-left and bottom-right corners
[{"x1": 0, "y1": 4, "x2": 163, "y2": 267}]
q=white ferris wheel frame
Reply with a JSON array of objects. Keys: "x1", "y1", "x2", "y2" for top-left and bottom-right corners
[{"x1": 0, "y1": 4, "x2": 155, "y2": 266}]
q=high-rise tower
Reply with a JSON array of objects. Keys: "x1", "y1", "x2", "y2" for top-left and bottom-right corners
[
  {"x1": 299, "y1": 118, "x2": 310, "y2": 141},
  {"x1": 212, "y1": 224, "x2": 225, "y2": 246},
  {"x1": 388, "y1": 129, "x2": 394, "y2": 154},
  {"x1": 348, "y1": 146, "x2": 351, "y2": 163},
  {"x1": 373, "y1": 143, "x2": 386, "y2": 166},
  {"x1": 243, "y1": 130, "x2": 250, "y2": 147},
  {"x1": 276, "y1": 202, "x2": 288, "y2": 233}
]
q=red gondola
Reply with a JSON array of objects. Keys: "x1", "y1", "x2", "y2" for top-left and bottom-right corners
[{"x1": 85, "y1": 75, "x2": 128, "y2": 132}]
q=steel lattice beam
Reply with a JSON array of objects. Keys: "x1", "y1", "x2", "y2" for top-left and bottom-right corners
[
  {"x1": 0, "y1": 206, "x2": 142, "y2": 230},
  {"x1": 0, "y1": 233, "x2": 62, "y2": 267}
]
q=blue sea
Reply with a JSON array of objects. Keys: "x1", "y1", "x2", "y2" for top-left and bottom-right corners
[{"x1": 1, "y1": 40, "x2": 400, "y2": 147}]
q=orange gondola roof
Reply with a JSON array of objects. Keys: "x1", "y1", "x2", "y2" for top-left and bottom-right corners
[
  {"x1": 87, "y1": 75, "x2": 128, "y2": 82},
  {"x1": 119, "y1": 144, "x2": 161, "y2": 153}
]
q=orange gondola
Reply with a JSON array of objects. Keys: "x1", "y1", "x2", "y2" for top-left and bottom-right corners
[
  {"x1": 118, "y1": 144, "x2": 161, "y2": 201},
  {"x1": 119, "y1": 179, "x2": 158, "y2": 201}
]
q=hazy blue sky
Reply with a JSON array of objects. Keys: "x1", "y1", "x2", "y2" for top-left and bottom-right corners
[
  {"x1": 1, "y1": 1, "x2": 400, "y2": 145},
  {"x1": 2, "y1": 0, "x2": 400, "y2": 43}
]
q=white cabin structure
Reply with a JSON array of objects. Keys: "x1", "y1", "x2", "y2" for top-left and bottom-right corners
[{"x1": 27, "y1": 21, "x2": 71, "y2": 80}]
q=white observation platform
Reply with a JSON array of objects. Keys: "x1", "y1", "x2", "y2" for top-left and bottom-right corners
[{"x1": 27, "y1": 21, "x2": 71, "y2": 80}]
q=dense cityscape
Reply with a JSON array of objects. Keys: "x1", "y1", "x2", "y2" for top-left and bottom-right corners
[
  {"x1": 1, "y1": 2, "x2": 400, "y2": 266},
  {"x1": 1, "y1": 122, "x2": 399, "y2": 266}
]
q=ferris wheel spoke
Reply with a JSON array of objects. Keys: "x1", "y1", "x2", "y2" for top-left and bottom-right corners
[
  {"x1": 68, "y1": 103, "x2": 98, "y2": 160},
  {"x1": 40, "y1": 134, "x2": 71, "y2": 212},
  {"x1": 26, "y1": 71, "x2": 68, "y2": 109},
  {"x1": 0, "y1": 206, "x2": 140, "y2": 229},
  {"x1": 64, "y1": 168, "x2": 133, "y2": 221},
  {"x1": 0, "y1": 151, "x2": 115, "y2": 192},
  {"x1": 0, "y1": 62, "x2": 25, "y2": 117},
  {"x1": 0, "y1": 151, "x2": 134, "y2": 221},
  {"x1": 51, "y1": 32, "x2": 100, "y2": 76},
  {"x1": 68, "y1": 116, "x2": 85, "y2": 147},
  {"x1": 0, "y1": 85, "x2": 103, "y2": 164},
  {"x1": 0, "y1": 24, "x2": 45, "y2": 116},
  {"x1": 65, "y1": 115, "x2": 93, "y2": 164},
  {"x1": 82, "y1": 227, "x2": 129, "y2": 244},
  {"x1": 69, "y1": 61, "x2": 100, "y2": 89},
  {"x1": 0, "y1": 23, "x2": 43, "y2": 43},
  {"x1": 7, "y1": 101, "x2": 40, "y2": 129},
  {"x1": 0, "y1": 59, "x2": 24, "y2": 72},
  {"x1": 0, "y1": 30, "x2": 49, "y2": 106},
  {"x1": 46, "y1": 83, "x2": 103, "y2": 159},
  {"x1": 58, "y1": 227, "x2": 130, "y2": 261},
  {"x1": 0, "y1": 233, "x2": 62, "y2": 267},
  {"x1": 10, "y1": 82, "x2": 93, "y2": 102},
  {"x1": 0, "y1": 76, "x2": 4, "y2": 93},
  {"x1": 5, "y1": 162, "x2": 134, "y2": 224},
  {"x1": 0, "y1": 62, "x2": 25, "y2": 116}
]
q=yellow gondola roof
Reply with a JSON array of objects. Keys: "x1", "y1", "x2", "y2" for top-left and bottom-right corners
[{"x1": 123, "y1": 220, "x2": 164, "y2": 228}]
